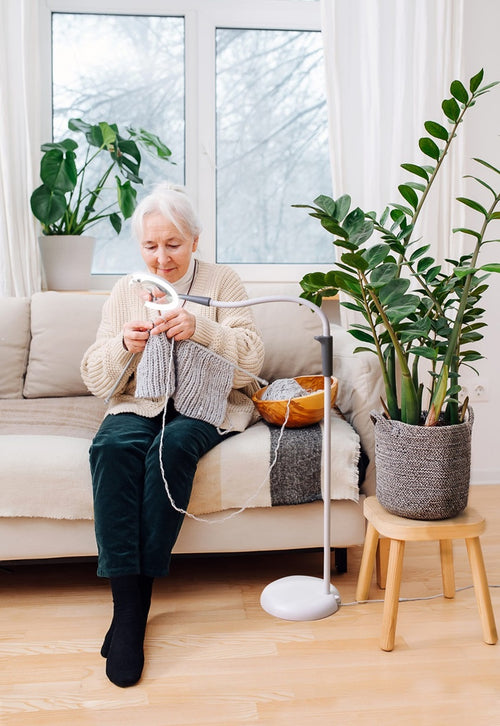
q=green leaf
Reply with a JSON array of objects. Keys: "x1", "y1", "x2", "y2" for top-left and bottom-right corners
[
  {"x1": 442, "y1": 97, "x2": 460, "y2": 122},
  {"x1": 320, "y1": 217, "x2": 349, "y2": 239},
  {"x1": 99, "y1": 122, "x2": 118, "y2": 148},
  {"x1": 452, "y1": 227, "x2": 482, "y2": 241},
  {"x1": 480, "y1": 263, "x2": 500, "y2": 273},
  {"x1": 109, "y1": 212, "x2": 122, "y2": 234},
  {"x1": 454, "y1": 266, "x2": 477, "y2": 278},
  {"x1": 353, "y1": 346, "x2": 377, "y2": 355},
  {"x1": 379, "y1": 278, "x2": 411, "y2": 305},
  {"x1": 335, "y1": 194, "x2": 351, "y2": 221},
  {"x1": 363, "y1": 243, "x2": 391, "y2": 268},
  {"x1": 398, "y1": 184, "x2": 419, "y2": 209},
  {"x1": 469, "y1": 69, "x2": 484, "y2": 93},
  {"x1": 425, "y1": 265, "x2": 441, "y2": 282},
  {"x1": 343, "y1": 207, "x2": 365, "y2": 232},
  {"x1": 39, "y1": 149, "x2": 77, "y2": 192},
  {"x1": 461, "y1": 351, "x2": 484, "y2": 362},
  {"x1": 340, "y1": 251, "x2": 369, "y2": 272},
  {"x1": 390, "y1": 203, "x2": 413, "y2": 217},
  {"x1": 409, "y1": 244, "x2": 431, "y2": 262},
  {"x1": 424, "y1": 121, "x2": 449, "y2": 141},
  {"x1": 128, "y1": 127, "x2": 173, "y2": 160},
  {"x1": 68, "y1": 118, "x2": 92, "y2": 135},
  {"x1": 385, "y1": 295, "x2": 421, "y2": 323},
  {"x1": 464, "y1": 174, "x2": 497, "y2": 197},
  {"x1": 313, "y1": 195, "x2": 337, "y2": 217},
  {"x1": 350, "y1": 220, "x2": 375, "y2": 246},
  {"x1": 349, "y1": 329, "x2": 375, "y2": 344},
  {"x1": 40, "y1": 139, "x2": 78, "y2": 153},
  {"x1": 419, "y1": 137, "x2": 440, "y2": 160},
  {"x1": 450, "y1": 79, "x2": 469, "y2": 104},
  {"x1": 370, "y1": 262, "x2": 398, "y2": 287},
  {"x1": 341, "y1": 301, "x2": 366, "y2": 314},
  {"x1": 400, "y1": 163, "x2": 429, "y2": 181},
  {"x1": 456, "y1": 197, "x2": 488, "y2": 215},
  {"x1": 408, "y1": 345, "x2": 438, "y2": 360},
  {"x1": 473, "y1": 157, "x2": 500, "y2": 176},
  {"x1": 116, "y1": 177, "x2": 137, "y2": 219},
  {"x1": 333, "y1": 270, "x2": 363, "y2": 297},
  {"x1": 30, "y1": 185, "x2": 67, "y2": 226},
  {"x1": 417, "y1": 256, "x2": 435, "y2": 273}
]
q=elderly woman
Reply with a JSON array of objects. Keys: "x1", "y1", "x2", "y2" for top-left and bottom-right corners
[{"x1": 81, "y1": 183, "x2": 264, "y2": 688}]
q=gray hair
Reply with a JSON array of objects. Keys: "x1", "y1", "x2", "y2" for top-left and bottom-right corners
[{"x1": 131, "y1": 182, "x2": 202, "y2": 241}]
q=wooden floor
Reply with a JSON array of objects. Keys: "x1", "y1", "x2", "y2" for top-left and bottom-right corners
[{"x1": 1, "y1": 485, "x2": 499, "y2": 725}]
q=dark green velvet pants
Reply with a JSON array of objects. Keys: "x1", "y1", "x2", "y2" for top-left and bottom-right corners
[{"x1": 89, "y1": 404, "x2": 231, "y2": 578}]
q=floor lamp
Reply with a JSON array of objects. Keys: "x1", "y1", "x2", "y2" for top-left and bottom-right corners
[{"x1": 116, "y1": 272, "x2": 342, "y2": 621}]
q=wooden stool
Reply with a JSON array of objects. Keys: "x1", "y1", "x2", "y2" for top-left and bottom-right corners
[{"x1": 356, "y1": 496, "x2": 498, "y2": 651}]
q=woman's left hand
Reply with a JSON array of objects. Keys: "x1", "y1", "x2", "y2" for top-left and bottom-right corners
[{"x1": 151, "y1": 308, "x2": 196, "y2": 341}]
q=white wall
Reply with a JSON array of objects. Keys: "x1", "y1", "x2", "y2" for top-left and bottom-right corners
[{"x1": 463, "y1": 0, "x2": 500, "y2": 484}]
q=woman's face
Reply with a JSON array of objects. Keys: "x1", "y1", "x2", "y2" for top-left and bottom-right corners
[{"x1": 140, "y1": 211, "x2": 198, "y2": 283}]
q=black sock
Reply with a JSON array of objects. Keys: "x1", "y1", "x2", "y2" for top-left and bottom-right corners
[
  {"x1": 105, "y1": 575, "x2": 147, "y2": 688},
  {"x1": 101, "y1": 575, "x2": 154, "y2": 659}
]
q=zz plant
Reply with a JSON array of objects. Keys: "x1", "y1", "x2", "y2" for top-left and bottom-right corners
[
  {"x1": 30, "y1": 118, "x2": 173, "y2": 236},
  {"x1": 296, "y1": 70, "x2": 500, "y2": 427}
]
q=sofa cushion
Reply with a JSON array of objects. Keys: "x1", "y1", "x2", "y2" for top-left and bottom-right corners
[
  {"x1": 0, "y1": 297, "x2": 31, "y2": 398},
  {"x1": 245, "y1": 282, "x2": 323, "y2": 381},
  {"x1": 23, "y1": 291, "x2": 107, "y2": 398}
]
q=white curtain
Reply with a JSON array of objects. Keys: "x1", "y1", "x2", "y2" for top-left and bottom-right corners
[
  {"x1": 320, "y1": 0, "x2": 465, "y2": 326},
  {"x1": 0, "y1": 0, "x2": 42, "y2": 297}
]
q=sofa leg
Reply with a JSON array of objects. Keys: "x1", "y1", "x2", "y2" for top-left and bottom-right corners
[{"x1": 334, "y1": 547, "x2": 347, "y2": 574}]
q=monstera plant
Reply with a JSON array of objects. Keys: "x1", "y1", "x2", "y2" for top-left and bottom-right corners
[
  {"x1": 296, "y1": 69, "x2": 500, "y2": 429},
  {"x1": 30, "y1": 118, "x2": 173, "y2": 236}
]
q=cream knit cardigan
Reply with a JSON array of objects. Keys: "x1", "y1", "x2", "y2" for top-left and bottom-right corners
[{"x1": 80, "y1": 261, "x2": 265, "y2": 432}]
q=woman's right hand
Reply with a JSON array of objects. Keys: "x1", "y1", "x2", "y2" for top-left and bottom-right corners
[{"x1": 122, "y1": 320, "x2": 153, "y2": 353}]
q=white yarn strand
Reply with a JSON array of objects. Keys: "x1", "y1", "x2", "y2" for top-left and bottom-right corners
[{"x1": 157, "y1": 340, "x2": 294, "y2": 524}]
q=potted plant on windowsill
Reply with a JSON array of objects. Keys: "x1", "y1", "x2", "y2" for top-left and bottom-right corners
[
  {"x1": 295, "y1": 69, "x2": 500, "y2": 520},
  {"x1": 30, "y1": 118, "x2": 173, "y2": 290}
]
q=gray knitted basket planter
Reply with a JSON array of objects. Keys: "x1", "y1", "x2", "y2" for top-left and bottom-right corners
[{"x1": 370, "y1": 409, "x2": 474, "y2": 521}]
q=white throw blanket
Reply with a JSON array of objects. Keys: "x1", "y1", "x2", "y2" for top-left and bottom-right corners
[{"x1": 0, "y1": 399, "x2": 361, "y2": 520}]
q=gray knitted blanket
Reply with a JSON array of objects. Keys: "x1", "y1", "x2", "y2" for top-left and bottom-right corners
[{"x1": 135, "y1": 333, "x2": 234, "y2": 427}]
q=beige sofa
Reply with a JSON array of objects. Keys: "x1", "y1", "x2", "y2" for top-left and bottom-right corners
[{"x1": 0, "y1": 282, "x2": 385, "y2": 569}]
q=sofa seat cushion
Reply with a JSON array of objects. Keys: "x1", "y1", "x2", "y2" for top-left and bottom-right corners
[{"x1": 0, "y1": 397, "x2": 361, "y2": 519}]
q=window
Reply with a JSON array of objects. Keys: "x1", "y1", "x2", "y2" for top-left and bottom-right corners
[
  {"x1": 216, "y1": 28, "x2": 331, "y2": 264},
  {"x1": 47, "y1": 1, "x2": 332, "y2": 279},
  {"x1": 52, "y1": 12, "x2": 185, "y2": 273}
]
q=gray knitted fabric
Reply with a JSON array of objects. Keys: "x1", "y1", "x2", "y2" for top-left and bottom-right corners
[
  {"x1": 135, "y1": 333, "x2": 175, "y2": 399},
  {"x1": 135, "y1": 333, "x2": 234, "y2": 427}
]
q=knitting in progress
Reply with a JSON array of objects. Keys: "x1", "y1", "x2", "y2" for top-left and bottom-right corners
[
  {"x1": 135, "y1": 332, "x2": 234, "y2": 428},
  {"x1": 134, "y1": 331, "x2": 314, "y2": 525}
]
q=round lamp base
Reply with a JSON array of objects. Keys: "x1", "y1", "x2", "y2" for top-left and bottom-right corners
[{"x1": 260, "y1": 575, "x2": 341, "y2": 621}]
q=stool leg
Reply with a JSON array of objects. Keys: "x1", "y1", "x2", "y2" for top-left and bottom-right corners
[
  {"x1": 356, "y1": 522, "x2": 379, "y2": 602},
  {"x1": 465, "y1": 536, "x2": 498, "y2": 645},
  {"x1": 376, "y1": 537, "x2": 390, "y2": 590},
  {"x1": 381, "y1": 539, "x2": 405, "y2": 652},
  {"x1": 439, "y1": 540, "x2": 456, "y2": 599}
]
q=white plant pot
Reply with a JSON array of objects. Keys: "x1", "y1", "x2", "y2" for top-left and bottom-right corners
[{"x1": 38, "y1": 235, "x2": 95, "y2": 291}]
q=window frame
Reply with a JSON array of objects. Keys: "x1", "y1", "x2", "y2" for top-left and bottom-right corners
[{"x1": 39, "y1": 0, "x2": 331, "y2": 286}]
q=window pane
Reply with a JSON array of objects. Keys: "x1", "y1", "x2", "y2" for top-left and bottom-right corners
[
  {"x1": 216, "y1": 28, "x2": 333, "y2": 264},
  {"x1": 52, "y1": 13, "x2": 184, "y2": 274}
]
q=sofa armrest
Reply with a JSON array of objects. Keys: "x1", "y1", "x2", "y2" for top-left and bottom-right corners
[{"x1": 331, "y1": 323, "x2": 385, "y2": 496}]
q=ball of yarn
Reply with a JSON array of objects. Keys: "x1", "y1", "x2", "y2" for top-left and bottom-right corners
[{"x1": 261, "y1": 378, "x2": 309, "y2": 401}]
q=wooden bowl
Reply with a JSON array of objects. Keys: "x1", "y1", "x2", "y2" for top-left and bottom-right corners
[{"x1": 252, "y1": 375, "x2": 338, "y2": 428}]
